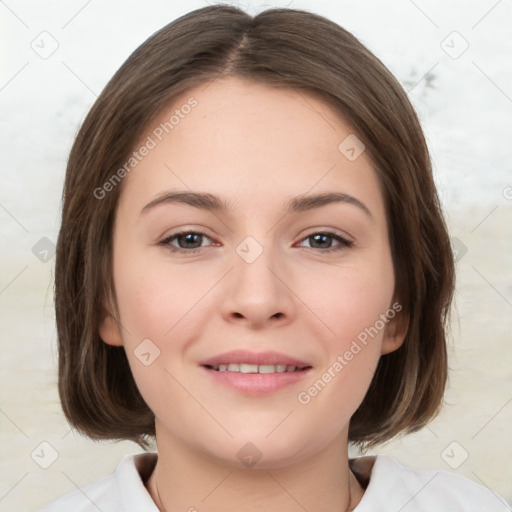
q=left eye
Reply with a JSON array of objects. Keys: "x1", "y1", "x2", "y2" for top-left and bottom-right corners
[{"x1": 297, "y1": 232, "x2": 353, "y2": 252}]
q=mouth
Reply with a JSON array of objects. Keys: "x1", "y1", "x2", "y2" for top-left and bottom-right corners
[
  {"x1": 199, "y1": 349, "x2": 312, "y2": 372},
  {"x1": 199, "y1": 350, "x2": 313, "y2": 395},
  {"x1": 203, "y1": 363, "x2": 311, "y2": 373}
]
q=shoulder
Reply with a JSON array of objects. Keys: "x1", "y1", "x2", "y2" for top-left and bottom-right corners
[
  {"x1": 37, "y1": 452, "x2": 159, "y2": 512},
  {"x1": 354, "y1": 454, "x2": 510, "y2": 511}
]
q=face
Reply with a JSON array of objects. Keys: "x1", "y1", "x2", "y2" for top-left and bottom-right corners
[{"x1": 100, "y1": 77, "x2": 404, "y2": 469}]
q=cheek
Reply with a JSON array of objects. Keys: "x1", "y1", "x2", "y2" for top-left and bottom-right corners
[
  {"x1": 294, "y1": 275, "x2": 387, "y2": 441},
  {"x1": 298, "y1": 253, "x2": 395, "y2": 345},
  {"x1": 292, "y1": 249, "x2": 394, "y2": 414},
  {"x1": 113, "y1": 264, "x2": 193, "y2": 419},
  {"x1": 112, "y1": 254, "x2": 218, "y2": 400},
  {"x1": 114, "y1": 251, "x2": 211, "y2": 342}
]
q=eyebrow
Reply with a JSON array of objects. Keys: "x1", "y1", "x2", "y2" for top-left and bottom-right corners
[{"x1": 140, "y1": 190, "x2": 374, "y2": 221}]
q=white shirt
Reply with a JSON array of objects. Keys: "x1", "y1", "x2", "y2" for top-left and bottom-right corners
[{"x1": 39, "y1": 452, "x2": 510, "y2": 511}]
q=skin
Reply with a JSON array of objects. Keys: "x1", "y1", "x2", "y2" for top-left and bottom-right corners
[{"x1": 99, "y1": 76, "x2": 406, "y2": 511}]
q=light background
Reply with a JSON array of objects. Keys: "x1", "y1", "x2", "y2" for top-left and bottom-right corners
[{"x1": 1, "y1": 0, "x2": 511, "y2": 510}]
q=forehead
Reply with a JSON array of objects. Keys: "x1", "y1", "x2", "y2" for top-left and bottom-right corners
[{"x1": 119, "y1": 76, "x2": 384, "y2": 220}]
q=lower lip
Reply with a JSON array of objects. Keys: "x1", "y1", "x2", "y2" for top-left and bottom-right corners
[{"x1": 200, "y1": 366, "x2": 312, "y2": 395}]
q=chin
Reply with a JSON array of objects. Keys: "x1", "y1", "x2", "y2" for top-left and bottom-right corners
[{"x1": 201, "y1": 430, "x2": 326, "y2": 471}]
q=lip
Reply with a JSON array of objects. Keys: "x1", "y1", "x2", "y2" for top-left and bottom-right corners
[
  {"x1": 199, "y1": 350, "x2": 313, "y2": 396},
  {"x1": 199, "y1": 350, "x2": 311, "y2": 368}
]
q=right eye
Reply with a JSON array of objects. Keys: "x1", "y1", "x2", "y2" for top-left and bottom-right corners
[{"x1": 159, "y1": 230, "x2": 217, "y2": 254}]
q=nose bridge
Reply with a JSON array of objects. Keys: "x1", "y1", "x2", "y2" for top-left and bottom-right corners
[
  {"x1": 222, "y1": 234, "x2": 295, "y2": 325},
  {"x1": 234, "y1": 234, "x2": 283, "y2": 298}
]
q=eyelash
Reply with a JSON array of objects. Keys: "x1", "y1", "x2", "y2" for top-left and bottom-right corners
[{"x1": 159, "y1": 230, "x2": 353, "y2": 254}]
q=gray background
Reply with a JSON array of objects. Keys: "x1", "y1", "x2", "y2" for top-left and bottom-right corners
[{"x1": 1, "y1": 0, "x2": 511, "y2": 509}]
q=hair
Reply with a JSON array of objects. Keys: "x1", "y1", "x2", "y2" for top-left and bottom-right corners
[{"x1": 55, "y1": 4, "x2": 455, "y2": 449}]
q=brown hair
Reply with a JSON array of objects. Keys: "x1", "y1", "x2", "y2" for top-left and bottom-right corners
[{"x1": 55, "y1": 5, "x2": 455, "y2": 449}]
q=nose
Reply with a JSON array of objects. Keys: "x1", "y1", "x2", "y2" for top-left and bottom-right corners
[{"x1": 220, "y1": 241, "x2": 296, "y2": 329}]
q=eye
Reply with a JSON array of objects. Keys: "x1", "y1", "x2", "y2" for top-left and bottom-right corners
[
  {"x1": 159, "y1": 230, "x2": 216, "y2": 253},
  {"x1": 159, "y1": 229, "x2": 353, "y2": 255},
  {"x1": 297, "y1": 231, "x2": 353, "y2": 253}
]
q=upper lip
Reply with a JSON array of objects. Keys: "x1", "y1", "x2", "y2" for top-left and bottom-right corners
[{"x1": 199, "y1": 350, "x2": 312, "y2": 368}]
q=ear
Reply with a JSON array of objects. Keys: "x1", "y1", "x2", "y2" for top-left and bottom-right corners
[
  {"x1": 380, "y1": 305, "x2": 408, "y2": 355},
  {"x1": 98, "y1": 302, "x2": 124, "y2": 347}
]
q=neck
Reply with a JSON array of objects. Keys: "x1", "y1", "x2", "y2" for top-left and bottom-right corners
[{"x1": 146, "y1": 422, "x2": 364, "y2": 512}]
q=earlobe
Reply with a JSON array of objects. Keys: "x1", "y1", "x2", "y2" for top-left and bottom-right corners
[
  {"x1": 98, "y1": 306, "x2": 124, "y2": 347},
  {"x1": 381, "y1": 312, "x2": 408, "y2": 355},
  {"x1": 381, "y1": 332, "x2": 405, "y2": 355}
]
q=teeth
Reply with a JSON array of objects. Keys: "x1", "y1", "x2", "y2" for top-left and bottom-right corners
[
  {"x1": 240, "y1": 363, "x2": 258, "y2": 374},
  {"x1": 209, "y1": 363, "x2": 302, "y2": 373}
]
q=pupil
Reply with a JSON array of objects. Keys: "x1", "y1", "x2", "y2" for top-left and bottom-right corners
[
  {"x1": 311, "y1": 234, "x2": 330, "y2": 248},
  {"x1": 179, "y1": 233, "x2": 202, "y2": 248}
]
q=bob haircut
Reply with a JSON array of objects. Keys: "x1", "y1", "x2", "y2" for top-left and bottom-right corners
[{"x1": 55, "y1": 5, "x2": 455, "y2": 449}]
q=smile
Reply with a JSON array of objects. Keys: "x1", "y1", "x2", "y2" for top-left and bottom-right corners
[
  {"x1": 204, "y1": 363, "x2": 308, "y2": 373},
  {"x1": 199, "y1": 350, "x2": 313, "y2": 395}
]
